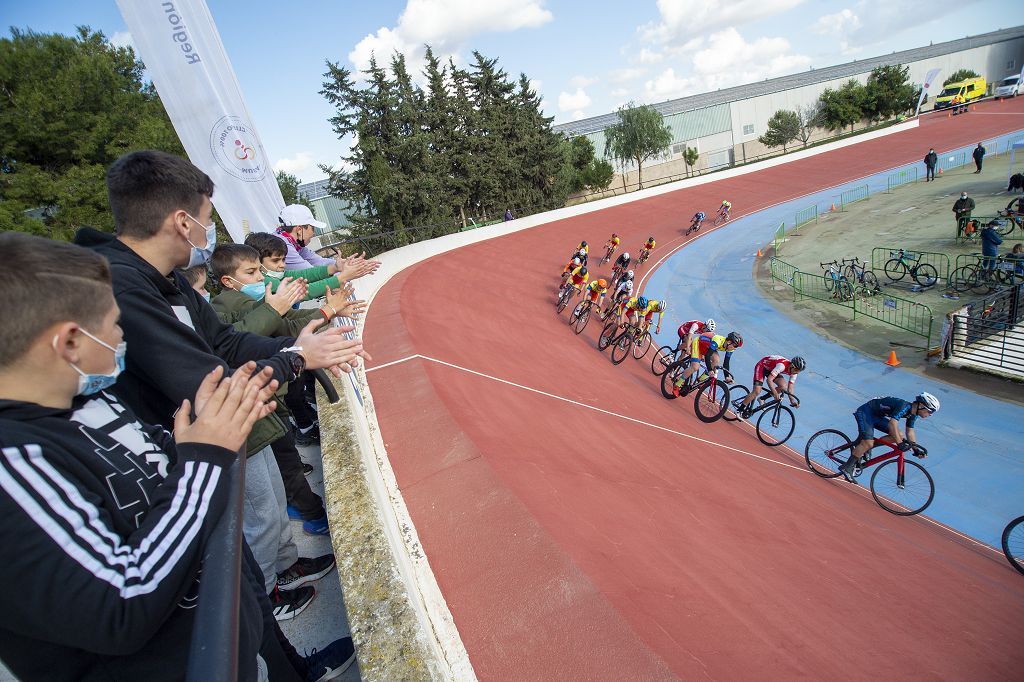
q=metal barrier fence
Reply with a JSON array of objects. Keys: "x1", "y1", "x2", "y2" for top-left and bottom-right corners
[
  {"x1": 948, "y1": 314, "x2": 1024, "y2": 376},
  {"x1": 955, "y1": 215, "x2": 1024, "y2": 244},
  {"x1": 870, "y1": 247, "x2": 951, "y2": 283},
  {"x1": 769, "y1": 257, "x2": 798, "y2": 285},
  {"x1": 840, "y1": 184, "x2": 869, "y2": 210},
  {"x1": 795, "y1": 205, "x2": 818, "y2": 228},
  {"x1": 886, "y1": 167, "x2": 918, "y2": 192},
  {"x1": 937, "y1": 151, "x2": 969, "y2": 173},
  {"x1": 793, "y1": 271, "x2": 854, "y2": 309},
  {"x1": 772, "y1": 222, "x2": 785, "y2": 256}
]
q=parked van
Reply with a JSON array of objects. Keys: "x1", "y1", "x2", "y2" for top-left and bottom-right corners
[
  {"x1": 935, "y1": 77, "x2": 987, "y2": 109},
  {"x1": 995, "y1": 74, "x2": 1021, "y2": 98}
]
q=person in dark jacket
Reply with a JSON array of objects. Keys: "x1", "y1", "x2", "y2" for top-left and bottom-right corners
[
  {"x1": 952, "y1": 191, "x2": 976, "y2": 238},
  {"x1": 973, "y1": 142, "x2": 986, "y2": 173},
  {"x1": 923, "y1": 148, "x2": 938, "y2": 181},
  {"x1": 980, "y1": 221, "x2": 1004, "y2": 271},
  {"x1": 0, "y1": 233, "x2": 364, "y2": 681}
]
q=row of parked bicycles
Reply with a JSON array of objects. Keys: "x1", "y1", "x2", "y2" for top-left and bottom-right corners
[{"x1": 819, "y1": 248, "x2": 941, "y2": 301}]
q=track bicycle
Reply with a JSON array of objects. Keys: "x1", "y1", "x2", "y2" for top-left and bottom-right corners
[
  {"x1": 820, "y1": 261, "x2": 854, "y2": 300},
  {"x1": 600, "y1": 243, "x2": 617, "y2": 265},
  {"x1": 686, "y1": 218, "x2": 703, "y2": 236},
  {"x1": 598, "y1": 319, "x2": 653, "y2": 364},
  {"x1": 883, "y1": 249, "x2": 938, "y2": 288},
  {"x1": 724, "y1": 385, "x2": 799, "y2": 447},
  {"x1": 659, "y1": 361, "x2": 733, "y2": 423},
  {"x1": 1001, "y1": 515, "x2": 1024, "y2": 576},
  {"x1": 651, "y1": 339, "x2": 687, "y2": 376},
  {"x1": 841, "y1": 257, "x2": 880, "y2": 294},
  {"x1": 555, "y1": 282, "x2": 579, "y2": 314},
  {"x1": 713, "y1": 208, "x2": 731, "y2": 226},
  {"x1": 636, "y1": 248, "x2": 651, "y2": 268},
  {"x1": 804, "y1": 430, "x2": 934, "y2": 515},
  {"x1": 568, "y1": 298, "x2": 597, "y2": 334}
]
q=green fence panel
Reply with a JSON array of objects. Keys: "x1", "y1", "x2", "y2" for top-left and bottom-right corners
[
  {"x1": 886, "y1": 167, "x2": 917, "y2": 192},
  {"x1": 840, "y1": 184, "x2": 869, "y2": 210},
  {"x1": 954, "y1": 253, "x2": 985, "y2": 271},
  {"x1": 772, "y1": 222, "x2": 785, "y2": 255},
  {"x1": 937, "y1": 151, "x2": 968, "y2": 172},
  {"x1": 793, "y1": 272, "x2": 855, "y2": 309},
  {"x1": 870, "y1": 247, "x2": 951, "y2": 282},
  {"x1": 769, "y1": 257, "x2": 799, "y2": 287},
  {"x1": 795, "y1": 205, "x2": 818, "y2": 227},
  {"x1": 853, "y1": 291, "x2": 933, "y2": 350}
]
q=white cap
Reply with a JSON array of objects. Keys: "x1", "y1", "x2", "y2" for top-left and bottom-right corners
[{"x1": 278, "y1": 204, "x2": 327, "y2": 230}]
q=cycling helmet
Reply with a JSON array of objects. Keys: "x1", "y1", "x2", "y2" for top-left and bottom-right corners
[
  {"x1": 790, "y1": 356, "x2": 806, "y2": 371},
  {"x1": 572, "y1": 257, "x2": 581, "y2": 266},
  {"x1": 648, "y1": 235, "x2": 655, "y2": 241},
  {"x1": 726, "y1": 331, "x2": 743, "y2": 348},
  {"x1": 612, "y1": 233, "x2": 618, "y2": 238},
  {"x1": 637, "y1": 296, "x2": 649, "y2": 309},
  {"x1": 578, "y1": 248, "x2": 587, "y2": 258},
  {"x1": 916, "y1": 392, "x2": 940, "y2": 413},
  {"x1": 578, "y1": 266, "x2": 588, "y2": 277},
  {"x1": 696, "y1": 211, "x2": 705, "y2": 219},
  {"x1": 626, "y1": 270, "x2": 635, "y2": 280},
  {"x1": 581, "y1": 241, "x2": 588, "y2": 248},
  {"x1": 705, "y1": 318, "x2": 716, "y2": 331},
  {"x1": 657, "y1": 300, "x2": 667, "y2": 312},
  {"x1": 596, "y1": 278, "x2": 607, "y2": 288},
  {"x1": 622, "y1": 252, "x2": 630, "y2": 260}
]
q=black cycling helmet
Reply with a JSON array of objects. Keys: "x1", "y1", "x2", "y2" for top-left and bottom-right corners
[
  {"x1": 578, "y1": 266, "x2": 588, "y2": 276},
  {"x1": 581, "y1": 240, "x2": 588, "y2": 247},
  {"x1": 726, "y1": 331, "x2": 743, "y2": 348},
  {"x1": 790, "y1": 356, "x2": 806, "y2": 371}
]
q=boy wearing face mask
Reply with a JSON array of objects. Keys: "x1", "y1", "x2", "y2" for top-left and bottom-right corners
[{"x1": 245, "y1": 231, "x2": 377, "y2": 301}]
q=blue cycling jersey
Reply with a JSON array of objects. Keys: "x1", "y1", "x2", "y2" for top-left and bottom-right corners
[{"x1": 861, "y1": 397, "x2": 918, "y2": 429}]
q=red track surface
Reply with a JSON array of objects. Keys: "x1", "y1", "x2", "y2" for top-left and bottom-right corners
[{"x1": 365, "y1": 99, "x2": 1024, "y2": 679}]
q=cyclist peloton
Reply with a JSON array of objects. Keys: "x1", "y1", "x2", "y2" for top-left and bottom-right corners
[
  {"x1": 689, "y1": 211, "x2": 706, "y2": 233},
  {"x1": 674, "y1": 331, "x2": 743, "y2": 395},
  {"x1": 838, "y1": 393, "x2": 939, "y2": 484},
  {"x1": 737, "y1": 355, "x2": 805, "y2": 419}
]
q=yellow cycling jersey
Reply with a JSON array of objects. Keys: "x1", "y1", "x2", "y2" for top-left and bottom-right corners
[
  {"x1": 587, "y1": 280, "x2": 607, "y2": 294},
  {"x1": 644, "y1": 240, "x2": 656, "y2": 250},
  {"x1": 609, "y1": 236, "x2": 620, "y2": 246},
  {"x1": 720, "y1": 201, "x2": 732, "y2": 209},
  {"x1": 691, "y1": 333, "x2": 727, "y2": 358},
  {"x1": 576, "y1": 242, "x2": 589, "y2": 254},
  {"x1": 645, "y1": 299, "x2": 664, "y2": 314},
  {"x1": 569, "y1": 266, "x2": 590, "y2": 286}
]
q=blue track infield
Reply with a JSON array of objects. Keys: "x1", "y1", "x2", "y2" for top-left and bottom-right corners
[{"x1": 645, "y1": 130, "x2": 1024, "y2": 548}]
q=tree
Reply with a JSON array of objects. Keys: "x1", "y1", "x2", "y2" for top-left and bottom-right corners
[
  {"x1": 944, "y1": 69, "x2": 980, "y2": 86},
  {"x1": 795, "y1": 103, "x2": 820, "y2": 147},
  {"x1": 818, "y1": 80, "x2": 865, "y2": 134},
  {"x1": 0, "y1": 27, "x2": 183, "y2": 240},
  {"x1": 557, "y1": 136, "x2": 614, "y2": 195},
  {"x1": 603, "y1": 103, "x2": 673, "y2": 191},
  {"x1": 275, "y1": 170, "x2": 315, "y2": 214},
  {"x1": 864, "y1": 64, "x2": 916, "y2": 120},
  {"x1": 682, "y1": 146, "x2": 699, "y2": 177},
  {"x1": 759, "y1": 110, "x2": 800, "y2": 152}
]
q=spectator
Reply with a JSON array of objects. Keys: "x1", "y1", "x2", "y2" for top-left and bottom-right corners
[
  {"x1": 980, "y1": 221, "x2": 1003, "y2": 271},
  {"x1": 246, "y1": 231, "x2": 371, "y2": 300},
  {"x1": 1008, "y1": 243, "x2": 1024, "y2": 277},
  {"x1": 276, "y1": 204, "x2": 384, "y2": 278},
  {"x1": 179, "y1": 263, "x2": 210, "y2": 300},
  {"x1": 74, "y1": 150, "x2": 366, "y2": 624},
  {"x1": 952, "y1": 191, "x2": 975, "y2": 239},
  {"x1": 973, "y1": 142, "x2": 986, "y2": 174},
  {"x1": 504, "y1": 208, "x2": 514, "y2": 221},
  {"x1": 0, "y1": 232, "x2": 356, "y2": 681},
  {"x1": 923, "y1": 148, "x2": 938, "y2": 181}
]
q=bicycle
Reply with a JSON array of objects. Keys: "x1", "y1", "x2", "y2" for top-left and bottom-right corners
[
  {"x1": 804, "y1": 430, "x2": 934, "y2": 515},
  {"x1": 949, "y1": 257, "x2": 1021, "y2": 294},
  {"x1": 598, "y1": 319, "x2": 653, "y2": 364},
  {"x1": 555, "y1": 282, "x2": 579, "y2": 314},
  {"x1": 1001, "y1": 515, "x2": 1024, "y2": 576},
  {"x1": 883, "y1": 249, "x2": 938, "y2": 288},
  {"x1": 600, "y1": 243, "x2": 616, "y2": 265},
  {"x1": 659, "y1": 361, "x2": 733, "y2": 423},
  {"x1": 994, "y1": 210, "x2": 1022, "y2": 237},
  {"x1": 651, "y1": 339, "x2": 686, "y2": 376},
  {"x1": 724, "y1": 385, "x2": 799, "y2": 447},
  {"x1": 686, "y1": 218, "x2": 703, "y2": 236},
  {"x1": 568, "y1": 298, "x2": 597, "y2": 334},
  {"x1": 841, "y1": 257, "x2": 880, "y2": 295},
  {"x1": 636, "y1": 248, "x2": 651, "y2": 268},
  {"x1": 713, "y1": 208, "x2": 731, "y2": 226},
  {"x1": 820, "y1": 261, "x2": 854, "y2": 300}
]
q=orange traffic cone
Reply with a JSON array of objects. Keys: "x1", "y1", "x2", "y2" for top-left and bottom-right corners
[
  {"x1": 829, "y1": 202, "x2": 837, "y2": 212},
  {"x1": 885, "y1": 351, "x2": 900, "y2": 367},
  {"x1": 756, "y1": 248, "x2": 763, "y2": 257},
  {"x1": 938, "y1": 167, "x2": 943, "y2": 175}
]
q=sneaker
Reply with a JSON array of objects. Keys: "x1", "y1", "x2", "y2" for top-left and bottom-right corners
[
  {"x1": 303, "y1": 515, "x2": 330, "y2": 536},
  {"x1": 287, "y1": 505, "x2": 303, "y2": 521},
  {"x1": 837, "y1": 459, "x2": 859, "y2": 485},
  {"x1": 277, "y1": 554, "x2": 336, "y2": 590},
  {"x1": 296, "y1": 424, "x2": 321, "y2": 447},
  {"x1": 302, "y1": 461, "x2": 315, "y2": 476},
  {"x1": 270, "y1": 585, "x2": 315, "y2": 621},
  {"x1": 304, "y1": 636, "x2": 357, "y2": 681}
]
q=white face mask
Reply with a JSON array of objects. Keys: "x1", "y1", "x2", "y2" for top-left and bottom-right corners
[
  {"x1": 184, "y1": 213, "x2": 217, "y2": 267},
  {"x1": 261, "y1": 266, "x2": 284, "y2": 279}
]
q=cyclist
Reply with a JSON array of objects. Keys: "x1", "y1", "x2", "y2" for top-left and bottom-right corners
[
  {"x1": 617, "y1": 295, "x2": 648, "y2": 329},
  {"x1": 717, "y1": 200, "x2": 732, "y2": 221},
  {"x1": 736, "y1": 355, "x2": 805, "y2": 419},
  {"x1": 572, "y1": 241, "x2": 589, "y2": 263},
  {"x1": 567, "y1": 265, "x2": 590, "y2": 293},
  {"x1": 638, "y1": 236, "x2": 656, "y2": 263},
  {"x1": 561, "y1": 256, "x2": 582, "y2": 284},
  {"x1": 674, "y1": 331, "x2": 742, "y2": 395},
  {"x1": 605, "y1": 271, "x2": 634, "y2": 318},
  {"x1": 838, "y1": 393, "x2": 939, "y2": 484},
  {"x1": 585, "y1": 278, "x2": 609, "y2": 308},
  {"x1": 611, "y1": 251, "x2": 632, "y2": 281},
  {"x1": 604, "y1": 233, "x2": 621, "y2": 256},
  {"x1": 640, "y1": 299, "x2": 666, "y2": 336},
  {"x1": 689, "y1": 211, "x2": 705, "y2": 233},
  {"x1": 677, "y1": 318, "x2": 715, "y2": 354}
]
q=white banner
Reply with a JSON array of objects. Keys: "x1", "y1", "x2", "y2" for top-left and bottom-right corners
[
  {"x1": 915, "y1": 67, "x2": 942, "y2": 117},
  {"x1": 116, "y1": 0, "x2": 283, "y2": 242}
]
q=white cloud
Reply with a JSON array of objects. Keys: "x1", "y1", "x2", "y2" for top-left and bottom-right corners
[
  {"x1": 639, "y1": 48, "x2": 664, "y2": 65},
  {"x1": 812, "y1": 8, "x2": 862, "y2": 35},
  {"x1": 569, "y1": 75, "x2": 597, "y2": 88},
  {"x1": 109, "y1": 30, "x2": 134, "y2": 51},
  {"x1": 274, "y1": 152, "x2": 327, "y2": 183},
  {"x1": 571, "y1": 110, "x2": 588, "y2": 121},
  {"x1": 610, "y1": 87, "x2": 630, "y2": 97},
  {"x1": 644, "y1": 67, "x2": 699, "y2": 101},
  {"x1": 349, "y1": 0, "x2": 553, "y2": 73},
  {"x1": 640, "y1": 0, "x2": 806, "y2": 44},
  {"x1": 608, "y1": 67, "x2": 646, "y2": 84},
  {"x1": 558, "y1": 88, "x2": 592, "y2": 111},
  {"x1": 811, "y1": 0, "x2": 978, "y2": 53}
]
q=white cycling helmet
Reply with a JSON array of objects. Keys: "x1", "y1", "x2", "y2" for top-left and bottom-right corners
[
  {"x1": 916, "y1": 392, "x2": 940, "y2": 413},
  {"x1": 622, "y1": 252, "x2": 630, "y2": 260},
  {"x1": 705, "y1": 318, "x2": 716, "y2": 332},
  {"x1": 578, "y1": 248, "x2": 587, "y2": 258},
  {"x1": 626, "y1": 270, "x2": 635, "y2": 280},
  {"x1": 572, "y1": 257, "x2": 581, "y2": 266}
]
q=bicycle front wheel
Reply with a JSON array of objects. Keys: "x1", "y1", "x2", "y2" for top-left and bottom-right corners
[
  {"x1": 723, "y1": 384, "x2": 749, "y2": 422},
  {"x1": 556, "y1": 288, "x2": 572, "y2": 313},
  {"x1": 694, "y1": 381, "x2": 730, "y2": 423},
  {"x1": 824, "y1": 274, "x2": 836, "y2": 293},
  {"x1": 651, "y1": 345, "x2": 675, "y2": 376},
  {"x1": 1001, "y1": 515, "x2": 1024, "y2": 576},
  {"x1": 884, "y1": 259, "x2": 907, "y2": 282},
  {"x1": 598, "y1": 321, "x2": 617, "y2": 350},
  {"x1": 969, "y1": 269, "x2": 996, "y2": 295},
  {"x1": 870, "y1": 459, "x2": 935, "y2": 515},
  {"x1": 573, "y1": 304, "x2": 592, "y2": 334},
  {"x1": 661, "y1": 361, "x2": 685, "y2": 400},
  {"x1": 611, "y1": 333, "x2": 632, "y2": 364},
  {"x1": 862, "y1": 270, "x2": 880, "y2": 292},
  {"x1": 913, "y1": 263, "x2": 938, "y2": 288},
  {"x1": 804, "y1": 429, "x2": 852, "y2": 478},
  {"x1": 568, "y1": 301, "x2": 584, "y2": 325},
  {"x1": 949, "y1": 266, "x2": 974, "y2": 293},
  {"x1": 837, "y1": 279, "x2": 854, "y2": 301},
  {"x1": 632, "y1": 332, "x2": 652, "y2": 359},
  {"x1": 756, "y1": 405, "x2": 795, "y2": 447}
]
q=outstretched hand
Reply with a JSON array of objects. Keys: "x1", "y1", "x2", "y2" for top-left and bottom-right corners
[
  {"x1": 174, "y1": 363, "x2": 278, "y2": 452},
  {"x1": 295, "y1": 319, "x2": 373, "y2": 377}
]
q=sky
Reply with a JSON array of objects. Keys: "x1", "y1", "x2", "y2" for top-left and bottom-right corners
[{"x1": 3, "y1": 0, "x2": 1018, "y2": 183}]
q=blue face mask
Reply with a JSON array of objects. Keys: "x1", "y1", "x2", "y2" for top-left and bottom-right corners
[
  {"x1": 56, "y1": 329, "x2": 127, "y2": 396},
  {"x1": 228, "y1": 276, "x2": 266, "y2": 301},
  {"x1": 185, "y1": 213, "x2": 217, "y2": 267}
]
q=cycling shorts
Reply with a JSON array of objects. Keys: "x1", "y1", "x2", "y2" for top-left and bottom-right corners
[
  {"x1": 587, "y1": 289, "x2": 603, "y2": 302},
  {"x1": 854, "y1": 407, "x2": 892, "y2": 441}
]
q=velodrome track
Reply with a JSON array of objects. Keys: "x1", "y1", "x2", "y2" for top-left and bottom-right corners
[{"x1": 362, "y1": 98, "x2": 1024, "y2": 679}]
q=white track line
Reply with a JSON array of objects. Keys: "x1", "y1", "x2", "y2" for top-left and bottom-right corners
[{"x1": 368, "y1": 353, "x2": 1004, "y2": 556}]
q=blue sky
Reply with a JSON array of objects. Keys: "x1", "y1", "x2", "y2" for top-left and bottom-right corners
[{"x1": 4, "y1": 1, "x2": 1017, "y2": 182}]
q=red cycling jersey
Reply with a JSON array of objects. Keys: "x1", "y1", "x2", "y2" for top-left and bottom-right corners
[
  {"x1": 677, "y1": 320, "x2": 707, "y2": 339},
  {"x1": 754, "y1": 355, "x2": 798, "y2": 384}
]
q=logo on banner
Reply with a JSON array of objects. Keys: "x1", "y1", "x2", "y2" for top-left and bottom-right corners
[{"x1": 209, "y1": 115, "x2": 265, "y2": 182}]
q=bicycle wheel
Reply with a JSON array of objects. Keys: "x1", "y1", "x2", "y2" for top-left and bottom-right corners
[
  {"x1": 661, "y1": 361, "x2": 685, "y2": 400},
  {"x1": 632, "y1": 332, "x2": 652, "y2": 359},
  {"x1": 837, "y1": 278, "x2": 854, "y2": 301},
  {"x1": 611, "y1": 333, "x2": 632, "y2": 365},
  {"x1": 862, "y1": 270, "x2": 880, "y2": 292},
  {"x1": 1001, "y1": 515, "x2": 1024, "y2": 576},
  {"x1": 651, "y1": 345, "x2": 675, "y2": 376},
  {"x1": 723, "y1": 384, "x2": 749, "y2": 422},
  {"x1": 869, "y1": 459, "x2": 935, "y2": 516},
  {"x1": 883, "y1": 259, "x2": 907, "y2": 282},
  {"x1": 949, "y1": 266, "x2": 974, "y2": 293},
  {"x1": 912, "y1": 263, "x2": 938, "y2": 288},
  {"x1": 598, "y1": 321, "x2": 617, "y2": 350},
  {"x1": 573, "y1": 304, "x2": 592, "y2": 334},
  {"x1": 969, "y1": 269, "x2": 996, "y2": 295},
  {"x1": 694, "y1": 380, "x2": 730, "y2": 423},
  {"x1": 995, "y1": 218, "x2": 1015, "y2": 236},
  {"x1": 756, "y1": 405, "x2": 795, "y2": 447},
  {"x1": 568, "y1": 301, "x2": 583, "y2": 325},
  {"x1": 556, "y1": 288, "x2": 572, "y2": 313},
  {"x1": 804, "y1": 429, "x2": 852, "y2": 478}
]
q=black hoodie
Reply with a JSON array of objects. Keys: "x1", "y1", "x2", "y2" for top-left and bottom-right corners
[
  {"x1": 0, "y1": 392, "x2": 263, "y2": 680},
  {"x1": 74, "y1": 228, "x2": 296, "y2": 431}
]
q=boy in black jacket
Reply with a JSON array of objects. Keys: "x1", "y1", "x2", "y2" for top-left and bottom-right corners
[{"x1": 0, "y1": 233, "x2": 356, "y2": 680}]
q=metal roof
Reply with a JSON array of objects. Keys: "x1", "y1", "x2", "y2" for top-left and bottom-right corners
[
  {"x1": 297, "y1": 178, "x2": 332, "y2": 200},
  {"x1": 554, "y1": 25, "x2": 1024, "y2": 137}
]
